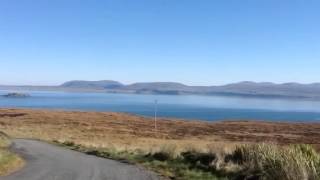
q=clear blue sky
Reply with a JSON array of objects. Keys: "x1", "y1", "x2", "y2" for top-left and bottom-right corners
[{"x1": 0, "y1": 0, "x2": 319, "y2": 85}]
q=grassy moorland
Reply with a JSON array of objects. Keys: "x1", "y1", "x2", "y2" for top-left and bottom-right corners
[
  {"x1": 0, "y1": 132, "x2": 24, "y2": 176},
  {"x1": 0, "y1": 108, "x2": 320, "y2": 179}
]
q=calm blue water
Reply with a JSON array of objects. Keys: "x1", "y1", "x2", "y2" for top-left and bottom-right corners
[{"x1": 1, "y1": 90, "x2": 320, "y2": 122}]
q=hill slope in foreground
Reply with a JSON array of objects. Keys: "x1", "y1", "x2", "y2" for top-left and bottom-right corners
[
  {"x1": 1, "y1": 109, "x2": 320, "y2": 179},
  {"x1": 0, "y1": 108, "x2": 320, "y2": 150}
]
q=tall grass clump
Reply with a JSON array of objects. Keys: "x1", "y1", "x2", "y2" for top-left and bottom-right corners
[
  {"x1": 231, "y1": 143, "x2": 320, "y2": 180},
  {"x1": 0, "y1": 132, "x2": 24, "y2": 176},
  {"x1": 0, "y1": 149, "x2": 22, "y2": 175},
  {"x1": 151, "y1": 144, "x2": 178, "y2": 161},
  {"x1": 0, "y1": 132, "x2": 10, "y2": 148}
]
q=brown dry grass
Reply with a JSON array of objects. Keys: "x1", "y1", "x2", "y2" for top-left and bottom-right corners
[
  {"x1": 0, "y1": 132, "x2": 24, "y2": 176},
  {"x1": 0, "y1": 108, "x2": 320, "y2": 152},
  {"x1": 0, "y1": 149, "x2": 24, "y2": 176}
]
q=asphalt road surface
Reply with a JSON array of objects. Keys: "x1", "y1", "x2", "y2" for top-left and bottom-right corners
[{"x1": 3, "y1": 139, "x2": 160, "y2": 180}]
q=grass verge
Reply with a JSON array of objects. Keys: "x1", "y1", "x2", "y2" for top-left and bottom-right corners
[
  {"x1": 0, "y1": 132, "x2": 24, "y2": 176},
  {"x1": 55, "y1": 140, "x2": 320, "y2": 180},
  {"x1": 55, "y1": 141, "x2": 227, "y2": 180}
]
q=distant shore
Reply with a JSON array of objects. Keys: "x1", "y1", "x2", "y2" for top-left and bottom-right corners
[
  {"x1": 2, "y1": 79, "x2": 320, "y2": 100},
  {"x1": 2, "y1": 85, "x2": 319, "y2": 101}
]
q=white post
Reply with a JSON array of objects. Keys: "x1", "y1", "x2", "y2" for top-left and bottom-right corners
[{"x1": 154, "y1": 99, "x2": 158, "y2": 133}]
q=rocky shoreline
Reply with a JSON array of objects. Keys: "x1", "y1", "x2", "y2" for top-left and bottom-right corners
[{"x1": 2, "y1": 93, "x2": 30, "y2": 98}]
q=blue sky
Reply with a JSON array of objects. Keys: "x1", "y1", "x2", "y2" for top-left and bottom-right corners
[{"x1": 0, "y1": 0, "x2": 319, "y2": 85}]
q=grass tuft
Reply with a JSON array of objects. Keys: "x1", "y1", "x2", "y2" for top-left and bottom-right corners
[
  {"x1": 231, "y1": 143, "x2": 320, "y2": 180},
  {"x1": 0, "y1": 132, "x2": 24, "y2": 176}
]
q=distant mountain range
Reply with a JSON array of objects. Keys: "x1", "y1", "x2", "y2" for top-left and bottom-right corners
[{"x1": 2, "y1": 80, "x2": 320, "y2": 99}]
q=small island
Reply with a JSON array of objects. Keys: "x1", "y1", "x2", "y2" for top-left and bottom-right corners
[{"x1": 2, "y1": 93, "x2": 30, "y2": 98}]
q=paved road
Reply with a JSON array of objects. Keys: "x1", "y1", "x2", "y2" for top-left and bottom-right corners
[{"x1": 3, "y1": 139, "x2": 160, "y2": 180}]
